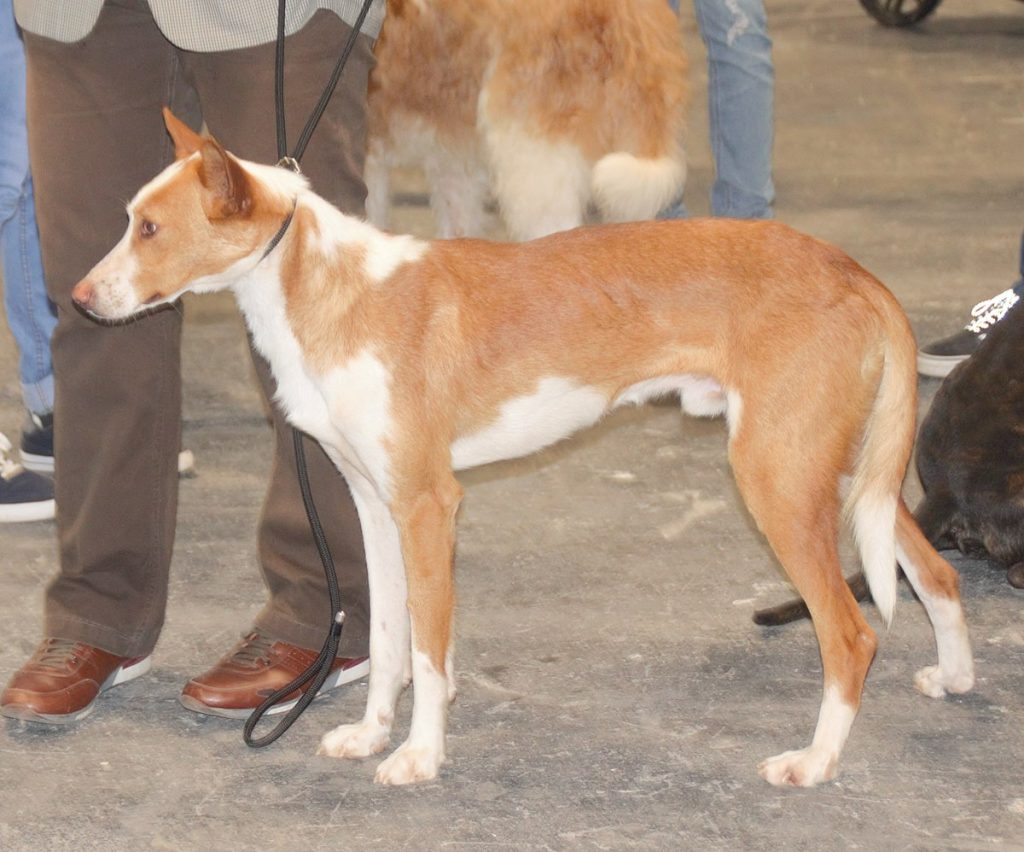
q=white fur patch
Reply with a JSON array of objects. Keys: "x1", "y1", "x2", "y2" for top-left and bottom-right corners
[
  {"x1": 451, "y1": 377, "x2": 608, "y2": 470},
  {"x1": 480, "y1": 101, "x2": 591, "y2": 240},
  {"x1": 895, "y1": 541, "x2": 975, "y2": 696},
  {"x1": 232, "y1": 264, "x2": 334, "y2": 443},
  {"x1": 374, "y1": 646, "x2": 450, "y2": 785},
  {"x1": 320, "y1": 351, "x2": 395, "y2": 494},
  {"x1": 85, "y1": 230, "x2": 140, "y2": 319},
  {"x1": 726, "y1": 390, "x2": 743, "y2": 440},
  {"x1": 851, "y1": 495, "x2": 898, "y2": 626},
  {"x1": 300, "y1": 192, "x2": 428, "y2": 282},
  {"x1": 613, "y1": 374, "x2": 729, "y2": 419},
  {"x1": 759, "y1": 685, "x2": 856, "y2": 787}
]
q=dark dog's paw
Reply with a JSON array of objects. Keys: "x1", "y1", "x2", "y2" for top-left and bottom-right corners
[{"x1": 1007, "y1": 562, "x2": 1024, "y2": 589}]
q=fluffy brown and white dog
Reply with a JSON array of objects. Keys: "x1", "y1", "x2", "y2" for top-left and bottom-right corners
[
  {"x1": 365, "y1": 0, "x2": 688, "y2": 240},
  {"x1": 71, "y1": 111, "x2": 974, "y2": 788}
]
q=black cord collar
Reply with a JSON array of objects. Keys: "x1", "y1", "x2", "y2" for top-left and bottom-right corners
[{"x1": 259, "y1": 205, "x2": 296, "y2": 262}]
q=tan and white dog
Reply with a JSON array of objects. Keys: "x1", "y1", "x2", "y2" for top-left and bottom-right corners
[
  {"x1": 366, "y1": 0, "x2": 688, "y2": 240},
  {"x1": 72, "y1": 111, "x2": 974, "y2": 788}
]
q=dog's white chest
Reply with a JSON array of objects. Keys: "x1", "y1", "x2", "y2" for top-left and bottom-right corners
[{"x1": 450, "y1": 377, "x2": 609, "y2": 470}]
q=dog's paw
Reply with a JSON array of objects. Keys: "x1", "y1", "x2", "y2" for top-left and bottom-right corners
[
  {"x1": 758, "y1": 747, "x2": 837, "y2": 788},
  {"x1": 374, "y1": 742, "x2": 445, "y2": 786},
  {"x1": 317, "y1": 722, "x2": 390, "y2": 759},
  {"x1": 914, "y1": 664, "x2": 974, "y2": 698}
]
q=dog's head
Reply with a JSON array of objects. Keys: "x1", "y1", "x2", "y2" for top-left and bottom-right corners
[{"x1": 72, "y1": 108, "x2": 303, "y2": 321}]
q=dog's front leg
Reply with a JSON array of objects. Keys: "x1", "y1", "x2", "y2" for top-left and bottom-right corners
[
  {"x1": 319, "y1": 479, "x2": 410, "y2": 761},
  {"x1": 374, "y1": 473, "x2": 463, "y2": 786}
]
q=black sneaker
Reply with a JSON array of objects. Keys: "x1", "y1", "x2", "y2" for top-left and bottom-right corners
[
  {"x1": 917, "y1": 287, "x2": 1021, "y2": 378},
  {"x1": 19, "y1": 411, "x2": 53, "y2": 474},
  {"x1": 0, "y1": 433, "x2": 55, "y2": 523},
  {"x1": 19, "y1": 411, "x2": 197, "y2": 479}
]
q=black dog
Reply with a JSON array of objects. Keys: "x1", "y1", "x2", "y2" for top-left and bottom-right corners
[{"x1": 756, "y1": 300, "x2": 1024, "y2": 626}]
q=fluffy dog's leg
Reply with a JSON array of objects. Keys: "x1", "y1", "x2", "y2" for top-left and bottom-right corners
[
  {"x1": 318, "y1": 481, "x2": 410, "y2": 761},
  {"x1": 374, "y1": 473, "x2": 462, "y2": 786},
  {"x1": 894, "y1": 499, "x2": 975, "y2": 697},
  {"x1": 424, "y1": 149, "x2": 490, "y2": 238},
  {"x1": 731, "y1": 426, "x2": 876, "y2": 788},
  {"x1": 480, "y1": 111, "x2": 590, "y2": 240},
  {"x1": 364, "y1": 149, "x2": 392, "y2": 231}
]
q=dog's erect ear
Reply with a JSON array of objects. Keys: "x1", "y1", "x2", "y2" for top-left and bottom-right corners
[
  {"x1": 163, "y1": 107, "x2": 204, "y2": 160},
  {"x1": 197, "y1": 139, "x2": 252, "y2": 220}
]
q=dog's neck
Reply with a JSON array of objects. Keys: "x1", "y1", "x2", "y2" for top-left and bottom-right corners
[{"x1": 231, "y1": 179, "x2": 428, "y2": 384}]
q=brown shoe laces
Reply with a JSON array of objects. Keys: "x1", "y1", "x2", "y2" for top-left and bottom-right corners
[
  {"x1": 231, "y1": 632, "x2": 276, "y2": 669},
  {"x1": 34, "y1": 638, "x2": 86, "y2": 671}
]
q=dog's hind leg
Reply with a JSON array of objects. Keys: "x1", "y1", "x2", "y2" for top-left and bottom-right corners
[
  {"x1": 894, "y1": 499, "x2": 974, "y2": 697},
  {"x1": 318, "y1": 479, "x2": 411, "y2": 762},
  {"x1": 730, "y1": 429, "x2": 876, "y2": 787},
  {"x1": 374, "y1": 471, "x2": 463, "y2": 786}
]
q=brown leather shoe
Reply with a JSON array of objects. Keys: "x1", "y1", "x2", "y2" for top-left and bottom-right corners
[
  {"x1": 0, "y1": 638, "x2": 152, "y2": 725},
  {"x1": 179, "y1": 631, "x2": 369, "y2": 719}
]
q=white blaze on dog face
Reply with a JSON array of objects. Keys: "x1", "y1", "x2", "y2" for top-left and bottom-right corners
[{"x1": 79, "y1": 141, "x2": 291, "y2": 320}]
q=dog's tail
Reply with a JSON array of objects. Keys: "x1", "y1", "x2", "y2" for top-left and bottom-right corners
[
  {"x1": 591, "y1": 152, "x2": 686, "y2": 223},
  {"x1": 844, "y1": 293, "x2": 919, "y2": 627}
]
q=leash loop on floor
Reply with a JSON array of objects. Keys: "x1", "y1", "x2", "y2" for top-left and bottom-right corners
[{"x1": 243, "y1": 0, "x2": 375, "y2": 749}]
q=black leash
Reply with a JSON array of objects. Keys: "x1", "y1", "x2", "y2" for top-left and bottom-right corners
[{"x1": 243, "y1": 0, "x2": 376, "y2": 749}]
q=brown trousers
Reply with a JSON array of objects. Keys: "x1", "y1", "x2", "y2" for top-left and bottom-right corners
[{"x1": 23, "y1": 0, "x2": 372, "y2": 658}]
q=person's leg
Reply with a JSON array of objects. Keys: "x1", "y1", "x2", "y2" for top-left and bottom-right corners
[
  {"x1": 22, "y1": 0, "x2": 200, "y2": 656},
  {"x1": 184, "y1": 10, "x2": 372, "y2": 658},
  {"x1": 691, "y1": 0, "x2": 774, "y2": 219},
  {"x1": 0, "y1": 0, "x2": 55, "y2": 416}
]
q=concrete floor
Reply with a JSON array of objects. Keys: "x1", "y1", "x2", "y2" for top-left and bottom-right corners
[{"x1": 1, "y1": 1, "x2": 1023, "y2": 848}]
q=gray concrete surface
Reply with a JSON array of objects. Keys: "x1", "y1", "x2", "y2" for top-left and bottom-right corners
[{"x1": 1, "y1": 1, "x2": 1023, "y2": 848}]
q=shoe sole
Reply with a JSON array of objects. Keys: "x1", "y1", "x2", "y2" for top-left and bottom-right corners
[
  {"x1": 178, "y1": 657, "x2": 370, "y2": 720},
  {"x1": 19, "y1": 452, "x2": 54, "y2": 474},
  {"x1": 0, "y1": 499, "x2": 55, "y2": 524},
  {"x1": 917, "y1": 351, "x2": 967, "y2": 379},
  {"x1": 22, "y1": 451, "x2": 194, "y2": 478},
  {"x1": 0, "y1": 655, "x2": 152, "y2": 725}
]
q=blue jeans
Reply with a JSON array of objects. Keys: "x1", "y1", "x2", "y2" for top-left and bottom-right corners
[
  {"x1": 0, "y1": 0, "x2": 55, "y2": 415},
  {"x1": 665, "y1": 0, "x2": 775, "y2": 219}
]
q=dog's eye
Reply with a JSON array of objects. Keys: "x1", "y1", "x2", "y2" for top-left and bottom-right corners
[{"x1": 139, "y1": 219, "x2": 159, "y2": 238}]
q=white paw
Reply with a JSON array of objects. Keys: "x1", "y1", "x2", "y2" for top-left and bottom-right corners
[
  {"x1": 914, "y1": 664, "x2": 975, "y2": 698},
  {"x1": 758, "y1": 747, "x2": 837, "y2": 788},
  {"x1": 317, "y1": 722, "x2": 390, "y2": 759},
  {"x1": 374, "y1": 742, "x2": 445, "y2": 786}
]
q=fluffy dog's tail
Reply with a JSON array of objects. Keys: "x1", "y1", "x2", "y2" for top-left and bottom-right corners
[
  {"x1": 844, "y1": 295, "x2": 919, "y2": 626},
  {"x1": 591, "y1": 152, "x2": 686, "y2": 223}
]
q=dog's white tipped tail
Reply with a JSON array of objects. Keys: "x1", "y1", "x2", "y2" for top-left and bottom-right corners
[
  {"x1": 845, "y1": 304, "x2": 919, "y2": 627},
  {"x1": 851, "y1": 496, "x2": 899, "y2": 626},
  {"x1": 591, "y1": 152, "x2": 686, "y2": 223}
]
